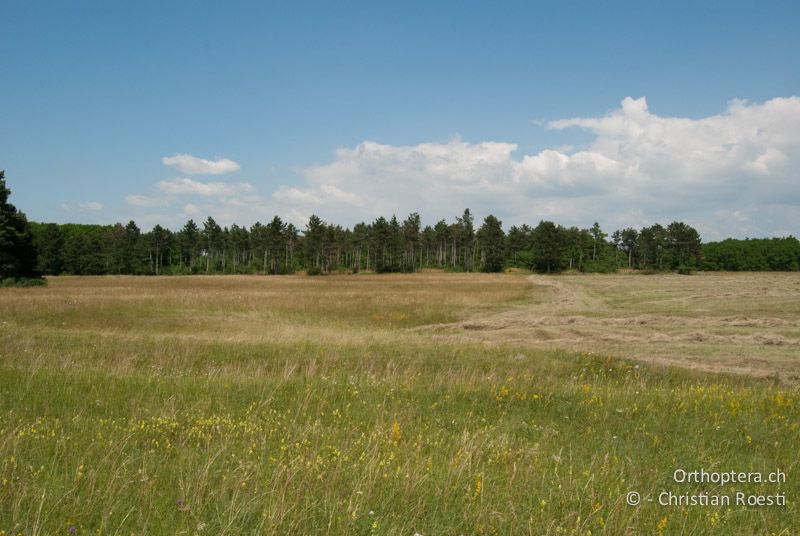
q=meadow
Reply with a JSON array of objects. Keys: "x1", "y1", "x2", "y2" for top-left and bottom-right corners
[{"x1": 0, "y1": 273, "x2": 798, "y2": 535}]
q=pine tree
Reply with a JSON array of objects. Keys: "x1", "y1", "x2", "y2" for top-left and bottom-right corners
[
  {"x1": 30, "y1": 222, "x2": 64, "y2": 275},
  {"x1": 0, "y1": 170, "x2": 39, "y2": 280},
  {"x1": 402, "y1": 212, "x2": 421, "y2": 271},
  {"x1": 531, "y1": 220, "x2": 564, "y2": 273},
  {"x1": 202, "y1": 217, "x2": 223, "y2": 273},
  {"x1": 304, "y1": 215, "x2": 325, "y2": 272},
  {"x1": 666, "y1": 221, "x2": 702, "y2": 270},
  {"x1": 457, "y1": 209, "x2": 475, "y2": 271},
  {"x1": 477, "y1": 215, "x2": 505, "y2": 272},
  {"x1": 148, "y1": 224, "x2": 170, "y2": 275},
  {"x1": 178, "y1": 219, "x2": 201, "y2": 271},
  {"x1": 590, "y1": 222, "x2": 606, "y2": 261}
]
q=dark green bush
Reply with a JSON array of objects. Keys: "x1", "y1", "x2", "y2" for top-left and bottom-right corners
[{"x1": 1, "y1": 277, "x2": 47, "y2": 287}]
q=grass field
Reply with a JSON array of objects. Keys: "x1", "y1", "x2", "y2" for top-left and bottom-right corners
[
  {"x1": 433, "y1": 272, "x2": 800, "y2": 381},
  {"x1": 0, "y1": 273, "x2": 798, "y2": 535}
]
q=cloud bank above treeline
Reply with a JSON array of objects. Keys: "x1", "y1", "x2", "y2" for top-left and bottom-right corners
[{"x1": 121, "y1": 96, "x2": 799, "y2": 240}]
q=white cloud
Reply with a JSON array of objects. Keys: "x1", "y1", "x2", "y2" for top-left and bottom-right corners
[
  {"x1": 80, "y1": 201, "x2": 104, "y2": 211},
  {"x1": 182, "y1": 203, "x2": 200, "y2": 216},
  {"x1": 547, "y1": 96, "x2": 799, "y2": 197},
  {"x1": 61, "y1": 201, "x2": 104, "y2": 212},
  {"x1": 269, "y1": 96, "x2": 800, "y2": 237},
  {"x1": 273, "y1": 184, "x2": 364, "y2": 207},
  {"x1": 157, "y1": 177, "x2": 255, "y2": 197},
  {"x1": 124, "y1": 194, "x2": 170, "y2": 207},
  {"x1": 162, "y1": 153, "x2": 240, "y2": 175},
  {"x1": 128, "y1": 97, "x2": 800, "y2": 238}
]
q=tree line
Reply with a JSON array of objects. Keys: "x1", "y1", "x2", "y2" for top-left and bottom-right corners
[
  {"x1": 23, "y1": 212, "x2": 766, "y2": 276},
  {"x1": 2, "y1": 171, "x2": 798, "y2": 281},
  {"x1": 701, "y1": 237, "x2": 800, "y2": 271}
]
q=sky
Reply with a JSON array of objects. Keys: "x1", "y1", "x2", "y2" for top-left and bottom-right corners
[{"x1": 1, "y1": 1, "x2": 799, "y2": 240}]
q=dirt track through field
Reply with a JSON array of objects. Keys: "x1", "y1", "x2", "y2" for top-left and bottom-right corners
[{"x1": 417, "y1": 273, "x2": 800, "y2": 382}]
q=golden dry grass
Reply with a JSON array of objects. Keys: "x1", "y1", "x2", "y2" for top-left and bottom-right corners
[
  {"x1": 0, "y1": 273, "x2": 530, "y2": 378},
  {"x1": 0, "y1": 272, "x2": 798, "y2": 535},
  {"x1": 3, "y1": 271, "x2": 798, "y2": 380},
  {"x1": 426, "y1": 272, "x2": 800, "y2": 381}
]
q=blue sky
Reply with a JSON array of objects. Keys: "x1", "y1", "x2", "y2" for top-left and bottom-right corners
[{"x1": 1, "y1": 1, "x2": 799, "y2": 238}]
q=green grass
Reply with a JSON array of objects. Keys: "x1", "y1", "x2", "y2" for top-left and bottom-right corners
[{"x1": 0, "y1": 275, "x2": 797, "y2": 535}]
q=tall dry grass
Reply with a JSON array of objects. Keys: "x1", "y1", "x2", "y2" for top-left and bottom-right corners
[{"x1": 0, "y1": 273, "x2": 797, "y2": 534}]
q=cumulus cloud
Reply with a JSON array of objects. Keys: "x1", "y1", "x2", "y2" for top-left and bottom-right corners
[
  {"x1": 124, "y1": 194, "x2": 170, "y2": 207},
  {"x1": 548, "y1": 96, "x2": 799, "y2": 201},
  {"x1": 122, "y1": 176, "x2": 264, "y2": 228},
  {"x1": 273, "y1": 183, "x2": 364, "y2": 207},
  {"x1": 61, "y1": 201, "x2": 104, "y2": 212},
  {"x1": 127, "y1": 97, "x2": 799, "y2": 238},
  {"x1": 270, "y1": 96, "x2": 800, "y2": 237},
  {"x1": 162, "y1": 153, "x2": 240, "y2": 175},
  {"x1": 286, "y1": 139, "x2": 528, "y2": 219},
  {"x1": 182, "y1": 203, "x2": 200, "y2": 216},
  {"x1": 157, "y1": 177, "x2": 255, "y2": 197}
]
